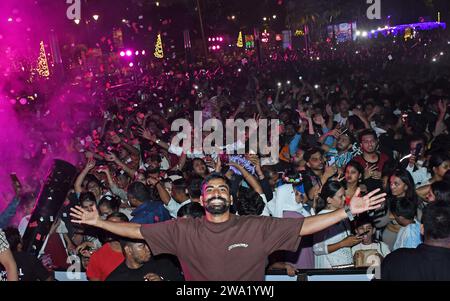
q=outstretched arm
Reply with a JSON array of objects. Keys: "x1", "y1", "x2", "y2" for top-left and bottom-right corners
[
  {"x1": 300, "y1": 188, "x2": 385, "y2": 236},
  {"x1": 74, "y1": 158, "x2": 96, "y2": 194},
  {"x1": 70, "y1": 205, "x2": 143, "y2": 239}
]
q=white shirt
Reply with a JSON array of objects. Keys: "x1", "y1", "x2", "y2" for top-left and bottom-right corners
[
  {"x1": 164, "y1": 198, "x2": 191, "y2": 218},
  {"x1": 406, "y1": 162, "x2": 431, "y2": 187},
  {"x1": 333, "y1": 112, "x2": 354, "y2": 126},
  {"x1": 313, "y1": 209, "x2": 354, "y2": 269},
  {"x1": 352, "y1": 242, "x2": 391, "y2": 257}
]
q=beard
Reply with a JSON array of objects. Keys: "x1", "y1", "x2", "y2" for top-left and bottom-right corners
[{"x1": 205, "y1": 196, "x2": 230, "y2": 215}]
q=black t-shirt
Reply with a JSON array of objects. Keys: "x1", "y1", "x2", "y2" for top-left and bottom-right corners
[
  {"x1": 381, "y1": 244, "x2": 450, "y2": 281},
  {"x1": 0, "y1": 252, "x2": 51, "y2": 281},
  {"x1": 106, "y1": 255, "x2": 184, "y2": 281}
]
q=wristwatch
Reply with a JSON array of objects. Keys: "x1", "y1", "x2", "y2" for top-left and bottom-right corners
[{"x1": 344, "y1": 204, "x2": 354, "y2": 221}]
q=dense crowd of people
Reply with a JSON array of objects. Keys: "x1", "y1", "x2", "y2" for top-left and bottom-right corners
[{"x1": 1, "y1": 26, "x2": 450, "y2": 281}]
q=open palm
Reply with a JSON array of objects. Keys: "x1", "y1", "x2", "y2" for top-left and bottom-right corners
[
  {"x1": 70, "y1": 205, "x2": 100, "y2": 226},
  {"x1": 349, "y1": 188, "x2": 386, "y2": 215}
]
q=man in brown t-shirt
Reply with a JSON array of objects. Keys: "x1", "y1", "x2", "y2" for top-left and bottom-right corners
[{"x1": 71, "y1": 173, "x2": 386, "y2": 281}]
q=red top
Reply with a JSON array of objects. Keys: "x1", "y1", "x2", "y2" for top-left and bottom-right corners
[
  {"x1": 86, "y1": 243, "x2": 124, "y2": 281},
  {"x1": 352, "y1": 153, "x2": 390, "y2": 173}
]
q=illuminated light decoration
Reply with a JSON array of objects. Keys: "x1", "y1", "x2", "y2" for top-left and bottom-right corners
[
  {"x1": 135, "y1": 50, "x2": 139, "y2": 55},
  {"x1": 10, "y1": 99, "x2": 16, "y2": 105},
  {"x1": 263, "y1": 17, "x2": 267, "y2": 21},
  {"x1": 316, "y1": 57, "x2": 320, "y2": 60},
  {"x1": 19, "y1": 98, "x2": 27, "y2": 105},
  {"x1": 154, "y1": 34, "x2": 164, "y2": 58},
  {"x1": 217, "y1": 45, "x2": 220, "y2": 50},
  {"x1": 231, "y1": 15, "x2": 236, "y2": 20},
  {"x1": 156, "y1": 1, "x2": 160, "y2": 6},
  {"x1": 212, "y1": 38, "x2": 215, "y2": 41},
  {"x1": 238, "y1": 68, "x2": 242, "y2": 72},
  {"x1": 273, "y1": 15, "x2": 277, "y2": 19},
  {"x1": 371, "y1": 30, "x2": 375, "y2": 33},
  {"x1": 294, "y1": 29, "x2": 304, "y2": 37},
  {"x1": 362, "y1": 31, "x2": 368, "y2": 37},
  {"x1": 368, "y1": 21, "x2": 446, "y2": 39},
  {"x1": 93, "y1": 15, "x2": 99, "y2": 21},
  {"x1": 212, "y1": 46, "x2": 217, "y2": 50},
  {"x1": 314, "y1": 84, "x2": 320, "y2": 89},
  {"x1": 142, "y1": 50, "x2": 146, "y2": 55},
  {"x1": 122, "y1": 19, "x2": 127, "y2": 23},
  {"x1": 74, "y1": 19, "x2": 80, "y2": 24},
  {"x1": 208, "y1": 38, "x2": 211, "y2": 41},
  {"x1": 432, "y1": 58, "x2": 437, "y2": 62},
  {"x1": 438, "y1": 12, "x2": 441, "y2": 23},
  {"x1": 126, "y1": 50, "x2": 132, "y2": 56},
  {"x1": 245, "y1": 35, "x2": 254, "y2": 49},
  {"x1": 277, "y1": 82, "x2": 282, "y2": 87},
  {"x1": 275, "y1": 34, "x2": 282, "y2": 41},
  {"x1": 8, "y1": 17, "x2": 13, "y2": 22},
  {"x1": 129, "y1": 62, "x2": 134, "y2": 67},
  {"x1": 286, "y1": 80, "x2": 291, "y2": 85},
  {"x1": 120, "y1": 51, "x2": 125, "y2": 57},
  {"x1": 262, "y1": 31, "x2": 270, "y2": 43},
  {"x1": 237, "y1": 31, "x2": 243, "y2": 48},
  {"x1": 440, "y1": 52, "x2": 444, "y2": 56},
  {"x1": 404, "y1": 27, "x2": 413, "y2": 41},
  {"x1": 219, "y1": 37, "x2": 223, "y2": 42},
  {"x1": 356, "y1": 30, "x2": 361, "y2": 36},
  {"x1": 37, "y1": 41, "x2": 50, "y2": 77}
]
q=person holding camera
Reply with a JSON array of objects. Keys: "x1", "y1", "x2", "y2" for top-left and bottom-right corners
[{"x1": 401, "y1": 135, "x2": 431, "y2": 187}]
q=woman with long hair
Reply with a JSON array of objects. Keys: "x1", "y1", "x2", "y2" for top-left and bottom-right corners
[
  {"x1": 343, "y1": 161, "x2": 367, "y2": 202},
  {"x1": 417, "y1": 152, "x2": 450, "y2": 200},
  {"x1": 313, "y1": 181, "x2": 362, "y2": 268},
  {"x1": 382, "y1": 168, "x2": 419, "y2": 251}
]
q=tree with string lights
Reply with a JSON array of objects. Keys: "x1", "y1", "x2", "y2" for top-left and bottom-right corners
[{"x1": 37, "y1": 41, "x2": 50, "y2": 77}]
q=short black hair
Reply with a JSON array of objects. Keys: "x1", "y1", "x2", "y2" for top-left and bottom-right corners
[
  {"x1": 79, "y1": 192, "x2": 97, "y2": 204},
  {"x1": 172, "y1": 178, "x2": 188, "y2": 194},
  {"x1": 127, "y1": 181, "x2": 152, "y2": 203},
  {"x1": 106, "y1": 212, "x2": 129, "y2": 222},
  {"x1": 177, "y1": 202, "x2": 206, "y2": 218},
  {"x1": 389, "y1": 198, "x2": 418, "y2": 220},
  {"x1": 235, "y1": 188, "x2": 265, "y2": 216},
  {"x1": 408, "y1": 134, "x2": 426, "y2": 145},
  {"x1": 358, "y1": 129, "x2": 378, "y2": 144},
  {"x1": 188, "y1": 178, "x2": 203, "y2": 198},
  {"x1": 422, "y1": 201, "x2": 450, "y2": 240},
  {"x1": 431, "y1": 181, "x2": 450, "y2": 203},
  {"x1": 303, "y1": 147, "x2": 324, "y2": 162},
  {"x1": 98, "y1": 195, "x2": 121, "y2": 212},
  {"x1": 354, "y1": 213, "x2": 374, "y2": 229},
  {"x1": 201, "y1": 172, "x2": 231, "y2": 194},
  {"x1": 3, "y1": 227, "x2": 21, "y2": 252},
  {"x1": 119, "y1": 238, "x2": 147, "y2": 251}
]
